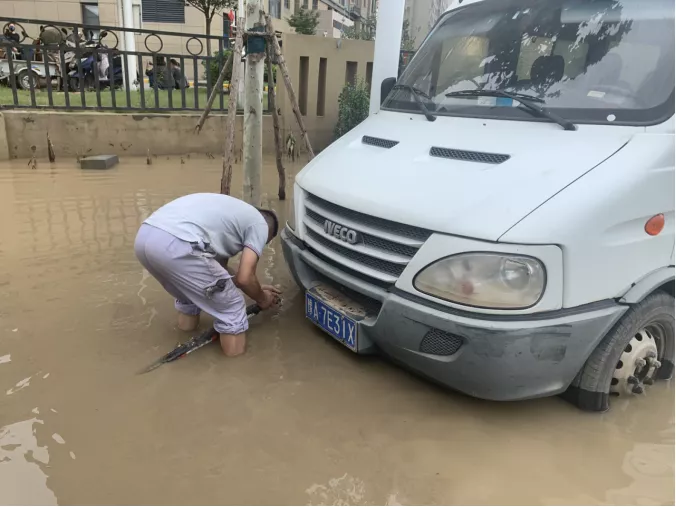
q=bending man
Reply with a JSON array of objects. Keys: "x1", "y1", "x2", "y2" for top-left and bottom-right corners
[{"x1": 134, "y1": 193, "x2": 281, "y2": 356}]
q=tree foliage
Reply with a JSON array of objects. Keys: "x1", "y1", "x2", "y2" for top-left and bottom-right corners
[
  {"x1": 185, "y1": 0, "x2": 236, "y2": 55},
  {"x1": 401, "y1": 19, "x2": 416, "y2": 50},
  {"x1": 286, "y1": 8, "x2": 320, "y2": 35},
  {"x1": 334, "y1": 79, "x2": 370, "y2": 140},
  {"x1": 341, "y1": 14, "x2": 376, "y2": 41},
  {"x1": 342, "y1": 17, "x2": 416, "y2": 50}
]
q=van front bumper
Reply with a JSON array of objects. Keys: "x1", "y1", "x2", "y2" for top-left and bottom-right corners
[{"x1": 282, "y1": 228, "x2": 628, "y2": 401}]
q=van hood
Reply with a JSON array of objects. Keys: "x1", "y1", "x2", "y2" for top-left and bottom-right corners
[{"x1": 296, "y1": 112, "x2": 631, "y2": 241}]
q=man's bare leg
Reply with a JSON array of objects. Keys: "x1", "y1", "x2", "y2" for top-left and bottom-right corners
[
  {"x1": 219, "y1": 332, "x2": 246, "y2": 357},
  {"x1": 177, "y1": 312, "x2": 200, "y2": 332}
]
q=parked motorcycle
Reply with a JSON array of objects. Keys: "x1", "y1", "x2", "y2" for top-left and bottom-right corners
[{"x1": 67, "y1": 34, "x2": 122, "y2": 91}]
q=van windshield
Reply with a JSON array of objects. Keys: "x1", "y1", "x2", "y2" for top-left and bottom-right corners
[{"x1": 383, "y1": 0, "x2": 674, "y2": 125}]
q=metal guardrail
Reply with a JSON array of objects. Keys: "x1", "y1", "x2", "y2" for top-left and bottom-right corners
[{"x1": 0, "y1": 16, "x2": 271, "y2": 113}]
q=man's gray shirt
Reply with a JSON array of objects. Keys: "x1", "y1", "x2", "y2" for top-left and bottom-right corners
[{"x1": 144, "y1": 193, "x2": 268, "y2": 260}]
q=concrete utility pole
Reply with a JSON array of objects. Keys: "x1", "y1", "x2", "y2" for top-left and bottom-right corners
[
  {"x1": 242, "y1": 0, "x2": 265, "y2": 206},
  {"x1": 236, "y1": 0, "x2": 246, "y2": 109},
  {"x1": 369, "y1": 0, "x2": 405, "y2": 115},
  {"x1": 121, "y1": 0, "x2": 138, "y2": 90}
]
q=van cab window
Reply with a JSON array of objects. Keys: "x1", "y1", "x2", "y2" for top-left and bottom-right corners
[{"x1": 383, "y1": 0, "x2": 674, "y2": 126}]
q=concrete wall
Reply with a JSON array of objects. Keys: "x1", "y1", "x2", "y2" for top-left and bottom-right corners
[
  {"x1": 0, "y1": 110, "x2": 277, "y2": 159},
  {"x1": 0, "y1": 114, "x2": 9, "y2": 160},
  {"x1": 317, "y1": 9, "x2": 353, "y2": 38},
  {"x1": 278, "y1": 33, "x2": 374, "y2": 151}
]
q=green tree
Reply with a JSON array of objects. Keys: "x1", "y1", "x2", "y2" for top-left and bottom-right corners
[
  {"x1": 341, "y1": 14, "x2": 376, "y2": 40},
  {"x1": 286, "y1": 7, "x2": 320, "y2": 35},
  {"x1": 186, "y1": 0, "x2": 236, "y2": 56},
  {"x1": 342, "y1": 17, "x2": 414, "y2": 50},
  {"x1": 334, "y1": 79, "x2": 370, "y2": 139},
  {"x1": 401, "y1": 19, "x2": 416, "y2": 50}
]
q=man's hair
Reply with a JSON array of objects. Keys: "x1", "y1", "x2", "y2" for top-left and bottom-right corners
[{"x1": 257, "y1": 208, "x2": 279, "y2": 238}]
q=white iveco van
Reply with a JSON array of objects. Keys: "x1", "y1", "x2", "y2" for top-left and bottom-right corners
[{"x1": 282, "y1": 0, "x2": 675, "y2": 411}]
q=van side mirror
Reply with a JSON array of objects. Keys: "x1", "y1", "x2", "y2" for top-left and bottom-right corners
[{"x1": 380, "y1": 77, "x2": 396, "y2": 105}]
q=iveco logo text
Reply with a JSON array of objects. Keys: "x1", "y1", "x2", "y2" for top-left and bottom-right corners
[{"x1": 324, "y1": 220, "x2": 360, "y2": 245}]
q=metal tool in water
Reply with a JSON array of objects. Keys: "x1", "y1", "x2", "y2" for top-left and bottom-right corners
[{"x1": 139, "y1": 303, "x2": 261, "y2": 374}]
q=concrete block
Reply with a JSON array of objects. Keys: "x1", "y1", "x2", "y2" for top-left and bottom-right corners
[{"x1": 80, "y1": 155, "x2": 119, "y2": 170}]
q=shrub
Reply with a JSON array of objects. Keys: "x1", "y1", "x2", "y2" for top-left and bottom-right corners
[{"x1": 334, "y1": 79, "x2": 370, "y2": 139}]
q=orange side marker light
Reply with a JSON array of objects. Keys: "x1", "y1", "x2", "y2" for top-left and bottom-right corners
[{"x1": 645, "y1": 214, "x2": 665, "y2": 236}]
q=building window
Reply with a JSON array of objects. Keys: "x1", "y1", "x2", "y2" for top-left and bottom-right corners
[
  {"x1": 81, "y1": 3, "x2": 100, "y2": 38},
  {"x1": 284, "y1": 0, "x2": 290, "y2": 8},
  {"x1": 141, "y1": 0, "x2": 185, "y2": 23},
  {"x1": 302, "y1": 0, "x2": 308, "y2": 8},
  {"x1": 312, "y1": 0, "x2": 318, "y2": 9},
  {"x1": 269, "y1": 0, "x2": 281, "y2": 18}
]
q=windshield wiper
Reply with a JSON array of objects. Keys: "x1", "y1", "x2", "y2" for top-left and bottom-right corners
[
  {"x1": 392, "y1": 84, "x2": 437, "y2": 122},
  {"x1": 444, "y1": 90, "x2": 577, "y2": 131}
]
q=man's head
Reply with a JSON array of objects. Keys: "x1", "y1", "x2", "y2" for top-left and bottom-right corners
[
  {"x1": 8, "y1": 24, "x2": 15, "y2": 33},
  {"x1": 258, "y1": 208, "x2": 279, "y2": 244},
  {"x1": 169, "y1": 58, "x2": 179, "y2": 68}
]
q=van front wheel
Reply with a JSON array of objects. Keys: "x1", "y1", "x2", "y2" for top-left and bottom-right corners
[{"x1": 564, "y1": 291, "x2": 674, "y2": 412}]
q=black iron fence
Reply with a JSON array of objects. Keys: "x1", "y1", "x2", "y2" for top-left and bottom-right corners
[{"x1": 0, "y1": 17, "x2": 270, "y2": 113}]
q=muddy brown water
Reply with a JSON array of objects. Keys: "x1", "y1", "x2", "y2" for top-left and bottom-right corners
[{"x1": 0, "y1": 156, "x2": 673, "y2": 505}]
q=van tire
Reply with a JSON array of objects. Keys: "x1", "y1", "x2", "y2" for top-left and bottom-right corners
[{"x1": 564, "y1": 291, "x2": 674, "y2": 412}]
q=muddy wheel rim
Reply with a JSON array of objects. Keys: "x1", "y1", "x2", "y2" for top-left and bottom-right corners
[
  {"x1": 20, "y1": 73, "x2": 36, "y2": 90},
  {"x1": 611, "y1": 325, "x2": 664, "y2": 396}
]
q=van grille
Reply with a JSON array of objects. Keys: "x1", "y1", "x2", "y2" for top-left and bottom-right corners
[
  {"x1": 306, "y1": 229, "x2": 405, "y2": 278},
  {"x1": 306, "y1": 194, "x2": 431, "y2": 241},
  {"x1": 305, "y1": 208, "x2": 418, "y2": 257},
  {"x1": 303, "y1": 194, "x2": 431, "y2": 284}
]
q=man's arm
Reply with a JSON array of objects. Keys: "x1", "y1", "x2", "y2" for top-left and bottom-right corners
[{"x1": 233, "y1": 247, "x2": 276, "y2": 309}]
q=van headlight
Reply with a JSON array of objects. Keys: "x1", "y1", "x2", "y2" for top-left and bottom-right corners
[{"x1": 413, "y1": 253, "x2": 546, "y2": 309}]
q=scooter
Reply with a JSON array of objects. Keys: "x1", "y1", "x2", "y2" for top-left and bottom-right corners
[{"x1": 67, "y1": 36, "x2": 122, "y2": 91}]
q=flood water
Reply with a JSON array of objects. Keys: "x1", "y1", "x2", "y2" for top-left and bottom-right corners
[{"x1": 0, "y1": 156, "x2": 673, "y2": 505}]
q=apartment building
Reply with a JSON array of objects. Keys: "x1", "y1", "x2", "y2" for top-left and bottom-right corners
[
  {"x1": 309, "y1": 0, "x2": 376, "y2": 38},
  {"x1": 404, "y1": 0, "x2": 454, "y2": 49}
]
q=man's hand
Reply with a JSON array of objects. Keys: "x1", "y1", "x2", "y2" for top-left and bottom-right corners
[
  {"x1": 258, "y1": 289, "x2": 279, "y2": 310},
  {"x1": 261, "y1": 285, "x2": 282, "y2": 296},
  {"x1": 258, "y1": 285, "x2": 282, "y2": 310}
]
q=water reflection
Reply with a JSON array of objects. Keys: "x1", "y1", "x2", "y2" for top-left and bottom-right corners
[{"x1": 0, "y1": 417, "x2": 57, "y2": 505}]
